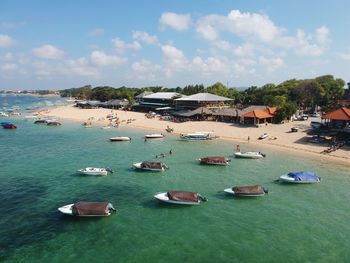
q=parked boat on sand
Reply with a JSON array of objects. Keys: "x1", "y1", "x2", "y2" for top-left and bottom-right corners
[
  {"x1": 58, "y1": 202, "x2": 117, "y2": 216},
  {"x1": 279, "y1": 171, "x2": 320, "y2": 184},
  {"x1": 258, "y1": 133, "x2": 269, "y2": 140},
  {"x1": 154, "y1": 191, "x2": 208, "y2": 205},
  {"x1": 133, "y1": 161, "x2": 168, "y2": 171},
  {"x1": 77, "y1": 167, "x2": 113, "y2": 176},
  {"x1": 224, "y1": 185, "x2": 268, "y2": 197},
  {"x1": 198, "y1": 156, "x2": 230, "y2": 165},
  {"x1": 234, "y1": 152, "x2": 265, "y2": 159}
]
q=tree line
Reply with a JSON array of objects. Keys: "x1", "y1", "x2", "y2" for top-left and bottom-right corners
[{"x1": 60, "y1": 75, "x2": 347, "y2": 122}]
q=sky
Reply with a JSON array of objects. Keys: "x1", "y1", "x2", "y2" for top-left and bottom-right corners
[{"x1": 1, "y1": 0, "x2": 350, "y2": 90}]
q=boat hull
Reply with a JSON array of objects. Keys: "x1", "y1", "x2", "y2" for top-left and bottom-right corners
[
  {"x1": 154, "y1": 192, "x2": 200, "y2": 205},
  {"x1": 145, "y1": 134, "x2": 164, "y2": 139},
  {"x1": 58, "y1": 204, "x2": 112, "y2": 217},
  {"x1": 133, "y1": 162, "x2": 166, "y2": 172},
  {"x1": 279, "y1": 174, "x2": 320, "y2": 184},
  {"x1": 234, "y1": 152, "x2": 264, "y2": 159},
  {"x1": 78, "y1": 168, "x2": 108, "y2": 176},
  {"x1": 224, "y1": 188, "x2": 265, "y2": 197},
  {"x1": 110, "y1": 136, "x2": 131, "y2": 141}
]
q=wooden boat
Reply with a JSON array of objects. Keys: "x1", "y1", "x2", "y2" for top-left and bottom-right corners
[
  {"x1": 110, "y1": 136, "x2": 131, "y2": 141},
  {"x1": 58, "y1": 202, "x2": 117, "y2": 216},
  {"x1": 133, "y1": 162, "x2": 168, "y2": 171},
  {"x1": 77, "y1": 167, "x2": 113, "y2": 176},
  {"x1": 224, "y1": 185, "x2": 268, "y2": 197},
  {"x1": 234, "y1": 152, "x2": 265, "y2": 159},
  {"x1": 279, "y1": 171, "x2": 321, "y2": 184},
  {"x1": 154, "y1": 191, "x2": 208, "y2": 205},
  {"x1": 198, "y1": 156, "x2": 230, "y2": 165},
  {"x1": 145, "y1": 133, "x2": 164, "y2": 139}
]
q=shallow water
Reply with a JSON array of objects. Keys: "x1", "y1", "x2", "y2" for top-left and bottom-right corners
[{"x1": 1, "y1": 96, "x2": 350, "y2": 262}]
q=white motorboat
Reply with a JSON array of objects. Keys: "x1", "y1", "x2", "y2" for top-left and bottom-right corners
[
  {"x1": 180, "y1": 131, "x2": 217, "y2": 141},
  {"x1": 234, "y1": 152, "x2": 265, "y2": 159},
  {"x1": 279, "y1": 171, "x2": 321, "y2": 184},
  {"x1": 198, "y1": 156, "x2": 230, "y2": 165},
  {"x1": 110, "y1": 136, "x2": 131, "y2": 141},
  {"x1": 224, "y1": 185, "x2": 268, "y2": 197},
  {"x1": 133, "y1": 162, "x2": 168, "y2": 171},
  {"x1": 258, "y1": 133, "x2": 269, "y2": 140},
  {"x1": 77, "y1": 167, "x2": 113, "y2": 176},
  {"x1": 145, "y1": 133, "x2": 164, "y2": 139},
  {"x1": 154, "y1": 191, "x2": 208, "y2": 205},
  {"x1": 58, "y1": 202, "x2": 117, "y2": 216}
]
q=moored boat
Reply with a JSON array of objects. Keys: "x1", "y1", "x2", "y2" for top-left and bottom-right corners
[
  {"x1": 234, "y1": 152, "x2": 265, "y2": 159},
  {"x1": 279, "y1": 171, "x2": 321, "y2": 184},
  {"x1": 77, "y1": 167, "x2": 113, "y2": 176},
  {"x1": 145, "y1": 133, "x2": 164, "y2": 139},
  {"x1": 198, "y1": 156, "x2": 230, "y2": 165},
  {"x1": 47, "y1": 121, "x2": 62, "y2": 126},
  {"x1": 154, "y1": 191, "x2": 208, "y2": 205},
  {"x1": 1, "y1": 121, "x2": 16, "y2": 129},
  {"x1": 180, "y1": 131, "x2": 217, "y2": 141},
  {"x1": 133, "y1": 161, "x2": 168, "y2": 171},
  {"x1": 224, "y1": 185, "x2": 268, "y2": 197},
  {"x1": 58, "y1": 202, "x2": 117, "y2": 216},
  {"x1": 110, "y1": 136, "x2": 131, "y2": 141}
]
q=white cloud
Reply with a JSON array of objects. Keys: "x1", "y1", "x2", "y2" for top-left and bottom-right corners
[
  {"x1": 160, "y1": 12, "x2": 191, "y2": 31},
  {"x1": 1, "y1": 63, "x2": 17, "y2": 71},
  {"x1": 90, "y1": 50, "x2": 127, "y2": 66},
  {"x1": 0, "y1": 34, "x2": 16, "y2": 48},
  {"x1": 112, "y1": 38, "x2": 141, "y2": 53},
  {"x1": 132, "y1": 59, "x2": 161, "y2": 81},
  {"x1": 227, "y1": 10, "x2": 280, "y2": 43},
  {"x1": 337, "y1": 50, "x2": 350, "y2": 60},
  {"x1": 32, "y1": 44, "x2": 64, "y2": 59},
  {"x1": 88, "y1": 28, "x2": 105, "y2": 37},
  {"x1": 196, "y1": 23, "x2": 218, "y2": 41},
  {"x1": 132, "y1": 31, "x2": 159, "y2": 45},
  {"x1": 259, "y1": 56, "x2": 284, "y2": 72}
]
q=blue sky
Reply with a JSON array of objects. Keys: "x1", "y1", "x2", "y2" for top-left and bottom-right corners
[{"x1": 1, "y1": 0, "x2": 350, "y2": 90}]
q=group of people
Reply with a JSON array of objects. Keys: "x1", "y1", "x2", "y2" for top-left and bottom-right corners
[{"x1": 156, "y1": 149, "x2": 173, "y2": 158}]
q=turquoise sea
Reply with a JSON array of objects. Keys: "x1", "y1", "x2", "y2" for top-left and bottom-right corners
[{"x1": 1, "y1": 95, "x2": 349, "y2": 263}]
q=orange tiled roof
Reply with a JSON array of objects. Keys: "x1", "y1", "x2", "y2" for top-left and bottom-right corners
[
  {"x1": 243, "y1": 109, "x2": 274, "y2": 119},
  {"x1": 321, "y1": 107, "x2": 350, "y2": 121},
  {"x1": 267, "y1": 106, "x2": 277, "y2": 115}
]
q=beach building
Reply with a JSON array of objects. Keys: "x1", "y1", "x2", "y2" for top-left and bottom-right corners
[
  {"x1": 321, "y1": 107, "x2": 350, "y2": 129},
  {"x1": 238, "y1": 106, "x2": 277, "y2": 125},
  {"x1": 133, "y1": 92, "x2": 182, "y2": 112},
  {"x1": 174, "y1": 93, "x2": 232, "y2": 110},
  {"x1": 105, "y1": 99, "x2": 129, "y2": 109},
  {"x1": 75, "y1": 101, "x2": 106, "y2": 109},
  {"x1": 135, "y1": 91, "x2": 153, "y2": 103}
]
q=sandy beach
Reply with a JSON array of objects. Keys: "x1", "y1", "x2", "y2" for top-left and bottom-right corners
[{"x1": 41, "y1": 105, "x2": 350, "y2": 165}]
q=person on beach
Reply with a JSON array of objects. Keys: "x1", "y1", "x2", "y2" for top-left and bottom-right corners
[
  {"x1": 236, "y1": 145, "x2": 240, "y2": 152},
  {"x1": 169, "y1": 149, "x2": 172, "y2": 155},
  {"x1": 248, "y1": 136, "x2": 250, "y2": 143}
]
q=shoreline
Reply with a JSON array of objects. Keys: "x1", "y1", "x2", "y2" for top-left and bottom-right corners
[{"x1": 40, "y1": 105, "x2": 350, "y2": 166}]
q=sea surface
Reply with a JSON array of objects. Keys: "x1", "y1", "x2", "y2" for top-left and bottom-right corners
[{"x1": 0, "y1": 95, "x2": 349, "y2": 263}]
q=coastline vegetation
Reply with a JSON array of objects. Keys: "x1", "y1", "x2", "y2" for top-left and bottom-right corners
[{"x1": 60, "y1": 74, "x2": 347, "y2": 121}]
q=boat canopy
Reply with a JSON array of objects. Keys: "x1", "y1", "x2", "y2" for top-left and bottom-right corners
[
  {"x1": 167, "y1": 191, "x2": 199, "y2": 202},
  {"x1": 201, "y1": 156, "x2": 227, "y2": 163},
  {"x1": 287, "y1": 171, "x2": 320, "y2": 181},
  {"x1": 1, "y1": 121, "x2": 13, "y2": 126},
  {"x1": 141, "y1": 162, "x2": 165, "y2": 169},
  {"x1": 72, "y1": 202, "x2": 111, "y2": 216},
  {"x1": 232, "y1": 185, "x2": 265, "y2": 195}
]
